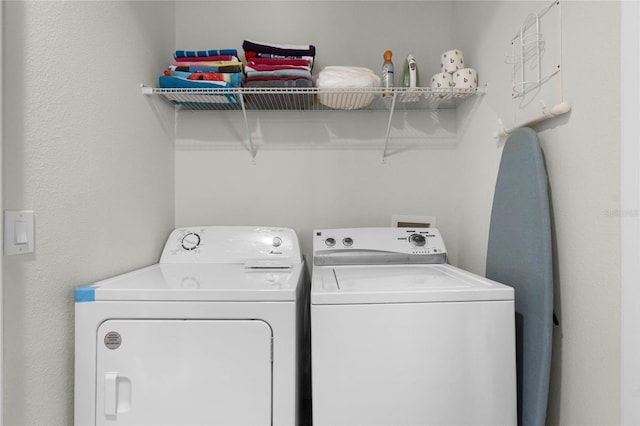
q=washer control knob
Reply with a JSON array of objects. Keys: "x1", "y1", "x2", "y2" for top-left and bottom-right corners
[
  {"x1": 272, "y1": 237, "x2": 282, "y2": 247},
  {"x1": 181, "y1": 232, "x2": 201, "y2": 251},
  {"x1": 325, "y1": 237, "x2": 336, "y2": 247},
  {"x1": 409, "y1": 233, "x2": 426, "y2": 247},
  {"x1": 343, "y1": 237, "x2": 354, "y2": 247}
]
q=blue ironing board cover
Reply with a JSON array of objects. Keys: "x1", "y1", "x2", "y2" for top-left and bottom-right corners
[{"x1": 486, "y1": 127, "x2": 553, "y2": 426}]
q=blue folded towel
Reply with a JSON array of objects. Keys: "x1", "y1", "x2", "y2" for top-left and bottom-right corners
[
  {"x1": 158, "y1": 75, "x2": 232, "y2": 89},
  {"x1": 174, "y1": 49, "x2": 238, "y2": 59},
  {"x1": 159, "y1": 73, "x2": 243, "y2": 89}
]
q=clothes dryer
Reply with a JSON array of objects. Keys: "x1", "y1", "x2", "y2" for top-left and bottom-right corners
[
  {"x1": 311, "y1": 227, "x2": 516, "y2": 426},
  {"x1": 75, "y1": 226, "x2": 310, "y2": 426}
]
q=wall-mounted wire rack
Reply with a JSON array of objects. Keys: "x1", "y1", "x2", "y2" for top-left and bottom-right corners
[
  {"x1": 508, "y1": 5, "x2": 560, "y2": 99},
  {"x1": 496, "y1": 0, "x2": 570, "y2": 138},
  {"x1": 142, "y1": 85, "x2": 485, "y2": 161}
]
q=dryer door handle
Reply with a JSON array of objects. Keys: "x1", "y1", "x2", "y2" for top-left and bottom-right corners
[
  {"x1": 104, "y1": 372, "x2": 132, "y2": 418},
  {"x1": 104, "y1": 372, "x2": 118, "y2": 417}
]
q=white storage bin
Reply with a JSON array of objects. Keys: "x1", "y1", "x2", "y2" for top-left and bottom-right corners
[{"x1": 316, "y1": 66, "x2": 381, "y2": 110}]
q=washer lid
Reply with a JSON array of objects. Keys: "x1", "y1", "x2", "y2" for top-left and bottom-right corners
[
  {"x1": 311, "y1": 264, "x2": 513, "y2": 305},
  {"x1": 76, "y1": 263, "x2": 303, "y2": 302}
]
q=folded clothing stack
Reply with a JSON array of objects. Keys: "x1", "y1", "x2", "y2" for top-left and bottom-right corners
[
  {"x1": 242, "y1": 40, "x2": 315, "y2": 90},
  {"x1": 159, "y1": 49, "x2": 244, "y2": 90}
]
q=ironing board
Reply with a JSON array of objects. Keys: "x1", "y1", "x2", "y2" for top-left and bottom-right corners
[{"x1": 486, "y1": 127, "x2": 554, "y2": 426}]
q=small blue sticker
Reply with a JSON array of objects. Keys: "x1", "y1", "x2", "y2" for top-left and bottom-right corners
[{"x1": 75, "y1": 286, "x2": 95, "y2": 303}]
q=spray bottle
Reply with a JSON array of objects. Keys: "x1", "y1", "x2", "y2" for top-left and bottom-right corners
[
  {"x1": 381, "y1": 50, "x2": 394, "y2": 98},
  {"x1": 400, "y1": 53, "x2": 420, "y2": 103},
  {"x1": 401, "y1": 53, "x2": 419, "y2": 89}
]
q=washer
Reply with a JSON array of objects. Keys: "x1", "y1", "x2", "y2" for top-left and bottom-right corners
[
  {"x1": 75, "y1": 226, "x2": 310, "y2": 426},
  {"x1": 311, "y1": 227, "x2": 516, "y2": 426}
]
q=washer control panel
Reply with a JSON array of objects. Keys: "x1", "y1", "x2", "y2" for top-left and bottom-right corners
[
  {"x1": 160, "y1": 226, "x2": 302, "y2": 264},
  {"x1": 313, "y1": 227, "x2": 447, "y2": 266}
]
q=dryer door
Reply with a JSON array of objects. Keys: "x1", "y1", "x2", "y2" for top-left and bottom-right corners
[{"x1": 95, "y1": 319, "x2": 272, "y2": 426}]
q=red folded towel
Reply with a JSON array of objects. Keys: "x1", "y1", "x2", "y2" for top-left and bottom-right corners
[
  {"x1": 174, "y1": 55, "x2": 237, "y2": 63},
  {"x1": 247, "y1": 57, "x2": 311, "y2": 67}
]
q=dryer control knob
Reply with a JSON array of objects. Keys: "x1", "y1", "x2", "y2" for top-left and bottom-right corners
[
  {"x1": 343, "y1": 237, "x2": 354, "y2": 247},
  {"x1": 409, "y1": 233, "x2": 426, "y2": 247},
  {"x1": 181, "y1": 232, "x2": 201, "y2": 251},
  {"x1": 325, "y1": 237, "x2": 336, "y2": 247}
]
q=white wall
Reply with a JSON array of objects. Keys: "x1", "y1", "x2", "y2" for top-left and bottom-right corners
[
  {"x1": 176, "y1": 149, "x2": 461, "y2": 261},
  {"x1": 0, "y1": 0, "x2": 4, "y2": 421},
  {"x1": 176, "y1": 1, "x2": 455, "y2": 80},
  {"x1": 174, "y1": 1, "x2": 464, "y2": 263},
  {"x1": 2, "y1": 2, "x2": 175, "y2": 424},
  {"x1": 621, "y1": 1, "x2": 640, "y2": 422},
  {"x1": 453, "y1": 1, "x2": 621, "y2": 424}
]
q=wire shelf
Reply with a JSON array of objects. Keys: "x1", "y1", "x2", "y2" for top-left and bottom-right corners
[
  {"x1": 142, "y1": 86, "x2": 484, "y2": 112},
  {"x1": 142, "y1": 84, "x2": 485, "y2": 162}
]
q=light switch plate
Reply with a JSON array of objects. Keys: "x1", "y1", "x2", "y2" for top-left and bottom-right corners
[{"x1": 4, "y1": 210, "x2": 35, "y2": 256}]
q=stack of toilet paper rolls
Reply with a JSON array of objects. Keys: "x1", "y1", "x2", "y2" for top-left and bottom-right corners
[{"x1": 429, "y1": 49, "x2": 478, "y2": 99}]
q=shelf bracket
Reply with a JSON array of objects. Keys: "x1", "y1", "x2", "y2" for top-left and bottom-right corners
[
  {"x1": 238, "y1": 93, "x2": 256, "y2": 159},
  {"x1": 381, "y1": 90, "x2": 398, "y2": 163}
]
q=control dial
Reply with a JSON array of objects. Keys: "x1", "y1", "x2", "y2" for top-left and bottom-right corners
[
  {"x1": 325, "y1": 237, "x2": 336, "y2": 247},
  {"x1": 409, "y1": 233, "x2": 426, "y2": 247},
  {"x1": 181, "y1": 232, "x2": 201, "y2": 251}
]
